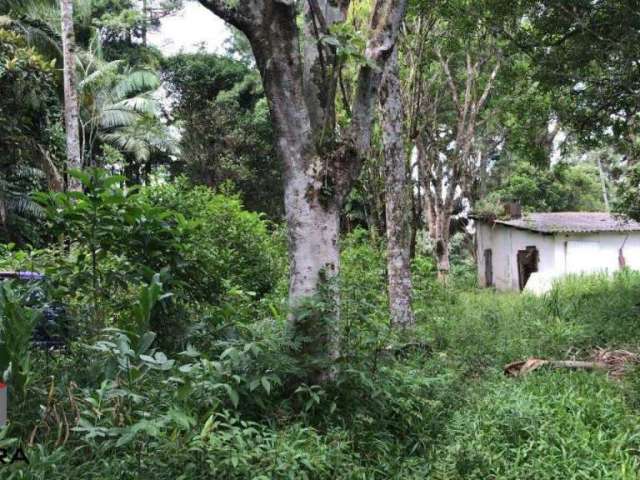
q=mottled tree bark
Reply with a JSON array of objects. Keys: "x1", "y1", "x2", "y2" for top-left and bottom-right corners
[
  {"x1": 200, "y1": 0, "x2": 407, "y2": 378},
  {"x1": 434, "y1": 203, "x2": 452, "y2": 282},
  {"x1": 380, "y1": 49, "x2": 414, "y2": 327},
  {"x1": 416, "y1": 138, "x2": 453, "y2": 282},
  {"x1": 60, "y1": 0, "x2": 82, "y2": 191}
]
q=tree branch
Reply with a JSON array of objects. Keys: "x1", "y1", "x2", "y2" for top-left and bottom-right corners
[
  {"x1": 198, "y1": 0, "x2": 252, "y2": 30},
  {"x1": 476, "y1": 58, "x2": 500, "y2": 112},
  {"x1": 350, "y1": 0, "x2": 408, "y2": 157},
  {"x1": 437, "y1": 50, "x2": 460, "y2": 112},
  {"x1": 460, "y1": 52, "x2": 473, "y2": 125},
  {"x1": 307, "y1": 0, "x2": 329, "y2": 34}
]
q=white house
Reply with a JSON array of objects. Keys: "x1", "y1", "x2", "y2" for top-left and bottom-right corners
[{"x1": 474, "y1": 212, "x2": 640, "y2": 293}]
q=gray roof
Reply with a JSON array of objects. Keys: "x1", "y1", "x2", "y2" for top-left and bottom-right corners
[{"x1": 488, "y1": 212, "x2": 640, "y2": 234}]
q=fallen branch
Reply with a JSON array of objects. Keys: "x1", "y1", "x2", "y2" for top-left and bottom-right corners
[
  {"x1": 506, "y1": 348, "x2": 640, "y2": 378},
  {"x1": 504, "y1": 358, "x2": 607, "y2": 377}
]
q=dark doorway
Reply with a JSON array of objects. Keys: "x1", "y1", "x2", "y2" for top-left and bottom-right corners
[
  {"x1": 484, "y1": 249, "x2": 493, "y2": 287},
  {"x1": 517, "y1": 246, "x2": 539, "y2": 290}
]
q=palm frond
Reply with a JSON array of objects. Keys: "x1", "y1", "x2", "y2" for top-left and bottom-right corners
[
  {"x1": 97, "y1": 108, "x2": 141, "y2": 129},
  {"x1": 12, "y1": 165, "x2": 46, "y2": 180},
  {"x1": 79, "y1": 60, "x2": 123, "y2": 90},
  {"x1": 6, "y1": 196, "x2": 44, "y2": 218},
  {"x1": 110, "y1": 96, "x2": 158, "y2": 115},
  {"x1": 103, "y1": 132, "x2": 151, "y2": 162},
  {"x1": 112, "y1": 70, "x2": 160, "y2": 99}
]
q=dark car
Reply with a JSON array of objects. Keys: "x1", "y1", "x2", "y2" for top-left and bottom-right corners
[{"x1": 0, "y1": 271, "x2": 70, "y2": 349}]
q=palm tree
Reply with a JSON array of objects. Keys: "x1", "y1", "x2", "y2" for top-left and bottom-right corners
[
  {"x1": 77, "y1": 59, "x2": 176, "y2": 169},
  {"x1": 2, "y1": 0, "x2": 176, "y2": 182}
]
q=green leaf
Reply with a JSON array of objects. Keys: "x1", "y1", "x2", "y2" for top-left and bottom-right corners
[
  {"x1": 249, "y1": 379, "x2": 260, "y2": 391},
  {"x1": 116, "y1": 430, "x2": 137, "y2": 447},
  {"x1": 136, "y1": 331, "x2": 156, "y2": 355},
  {"x1": 222, "y1": 384, "x2": 239, "y2": 408},
  {"x1": 261, "y1": 376, "x2": 271, "y2": 395},
  {"x1": 166, "y1": 408, "x2": 195, "y2": 430},
  {"x1": 321, "y1": 35, "x2": 341, "y2": 47}
]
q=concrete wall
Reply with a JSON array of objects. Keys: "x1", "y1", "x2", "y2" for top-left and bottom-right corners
[
  {"x1": 476, "y1": 223, "x2": 555, "y2": 290},
  {"x1": 476, "y1": 222, "x2": 640, "y2": 291},
  {"x1": 552, "y1": 231, "x2": 640, "y2": 275}
]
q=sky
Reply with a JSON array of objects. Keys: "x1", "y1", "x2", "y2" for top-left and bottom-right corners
[{"x1": 148, "y1": 1, "x2": 231, "y2": 56}]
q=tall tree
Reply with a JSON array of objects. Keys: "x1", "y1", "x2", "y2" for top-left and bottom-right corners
[
  {"x1": 485, "y1": 161, "x2": 604, "y2": 213},
  {"x1": 406, "y1": 7, "x2": 500, "y2": 281},
  {"x1": 199, "y1": 0, "x2": 407, "y2": 377},
  {"x1": 380, "y1": 48, "x2": 414, "y2": 327},
  {"x1": 60, "y1": 0, "x2": 82, "y2": 190}
]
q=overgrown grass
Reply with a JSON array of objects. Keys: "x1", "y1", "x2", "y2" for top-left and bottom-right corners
[
  {"x1": 433, "y1": 371, "x2": 640, "y2": 480},
  {"x1": 417, "y1": 270, "x2": 640, "y2": 480},
  {"x1": 416, "y1": 270, "x2": 640, "y2": 368}
]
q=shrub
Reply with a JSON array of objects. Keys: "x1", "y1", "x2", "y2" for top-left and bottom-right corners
[
  {"x1": 142, "y1": 179, "x2": 285, "y2": 302},
  {"x1": 31, "y1": 171, "x2": 286, "y2": 350},
  {"x1": 0, "y1": 282, "x2": 40, "y2": 400},
  {"x1": 416, "y1": 271, "x2": 640, "y2": 369}
]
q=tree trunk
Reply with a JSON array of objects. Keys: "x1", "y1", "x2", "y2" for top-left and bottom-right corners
[
  {"x1": 380, "y1": 49, "x2": 414, "y2": 328},
  {"x1": 0, "y1": 197, "x2": 7, "y2": 235},
  {"x1": 60, "y1": 0, "x2": 82, "y2": 191},
  {"x1": 285, "y1": 169, "x2": 341, "y2": 378},
  {"x1": 248, "y1": 3, "x2": 342, "y2": 380},
  {"x1": 36, "y1": 145, "x2": 64, "y2": 192},
  {"x1": 142, "y1": 0, "x2": 148, "y2": 46},
  {"x1": 433, "y1": 202, "x2": 452, "y2": 283},
  {"x1": 200, "y1": 0, "x2": 407, "y2": 380},
  {"x1": 410, "y1": 146, "x2": 421, "y2": 260},
  {"x1": 597, "y1": 155, "x2": 610, "y2": 211},
  {"x1": 415, "y1": 138, "x2": 450, "y2": 281},
  {"x1": 434, "y1": 210, "x2": 451, "y2": 282}
]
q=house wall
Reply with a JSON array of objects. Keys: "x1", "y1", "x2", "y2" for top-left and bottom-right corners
[
  {"x1": 551, "y1": 231, "x2": 640, "y2": 275},
  {"x1": 476, "y1": 223, "x2": 640, "y2": 291},
  {"x1": 476, "y1": 223, "x2": 555, "y2": 290}
]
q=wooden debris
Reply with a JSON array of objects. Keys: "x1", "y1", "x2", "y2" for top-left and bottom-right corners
[
  {"x1": 504, "y1": 358, "x2": 607, "y2": 377},
  {"x1": 591, "y1": 348, "x2": 639, "y2": 379},
  {"x1": 505, "y1": 348, "x2": 640, "y2": 378},
  {"x1": 504, "y1": 358, "x2": 548, "y2": 377}
]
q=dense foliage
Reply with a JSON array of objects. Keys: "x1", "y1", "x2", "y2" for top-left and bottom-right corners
[
  {"x1": 3, "y1": 223, "x2": 640, "y2": 477},
  {"x1": 161, "y1": 53, "x2": 283, "y2": 218},
  {"x1": 2, "y1": 0, "x2": 640, "y2": 478},
  {"x1": 480, "y1": 161, "x2": 604, "y2": 214}
]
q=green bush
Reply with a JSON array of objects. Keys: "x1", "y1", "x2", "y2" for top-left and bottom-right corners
[
  {"x1": 29, "y1": 170, "x2": 286, "y2": 350},
  {"x1": 339, "y1": 229, "x2": 389, "y2": 359},
  {"x1": 6, "y1": 213, "x2": 640, "y2": 480},
  {"x1": 0, "y1": 282, "x2": 40, "y2": 400},
  {"x1": 142, "y1": 179, "x2": 285, "y2": 302}
]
